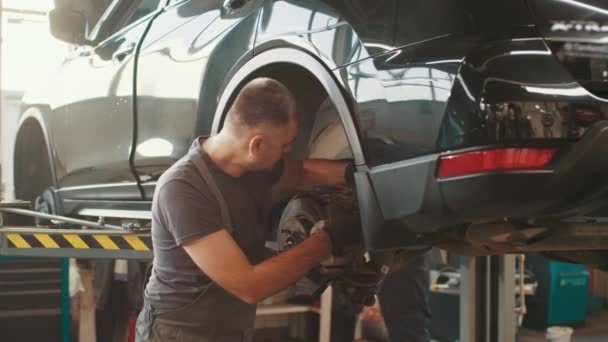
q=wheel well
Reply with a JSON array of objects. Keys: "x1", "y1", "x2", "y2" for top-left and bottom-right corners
[
  {"x1": 14, "y1": 117, "x2": 54, "y2": 201},
  {"x1": 225, "y1": 63, "x2": 353, "y2": 160}
]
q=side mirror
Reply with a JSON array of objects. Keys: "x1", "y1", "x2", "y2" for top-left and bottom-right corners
[{"x1": 49, "y1": 8, "x2": 90, "y2": 45}]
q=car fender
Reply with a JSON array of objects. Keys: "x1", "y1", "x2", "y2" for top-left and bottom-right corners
[{"x1": 211, "y1": 47, "x2": 365, "y2": 165}]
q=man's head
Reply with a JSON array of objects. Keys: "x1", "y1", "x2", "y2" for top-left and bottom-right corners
[{"x1": 222, "y1": 77, "x2": 298, "y2": 172}]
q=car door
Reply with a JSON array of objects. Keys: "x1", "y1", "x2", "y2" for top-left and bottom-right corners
[
  {"x1": 49, "y1": 0, "x2": 163, "y2": 199},
  {"x1": 134, "y1": 0, "x2": 263, "y2": 198}
]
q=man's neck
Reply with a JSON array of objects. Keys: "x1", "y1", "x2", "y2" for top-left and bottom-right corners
[{"x1": 201, "y1": 135, "x2": 246, "y2": 178}]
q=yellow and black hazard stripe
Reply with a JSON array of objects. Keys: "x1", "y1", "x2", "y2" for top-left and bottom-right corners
[{"x1": 6, "y1": 233, "x2": 152, "y2": 251}]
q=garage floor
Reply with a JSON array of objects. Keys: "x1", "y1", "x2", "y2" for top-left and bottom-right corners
[
  {"x1": 517, "y1": 311, "x2": 608, "y2": 342},
  {"x1": 355, "y1": 309, "x2": 608, "y2": 342}
]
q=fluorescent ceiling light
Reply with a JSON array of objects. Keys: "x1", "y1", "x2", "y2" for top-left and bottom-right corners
[
  {"x1": 525, "y1": 86, "x2": 588, "y2": 96},
  {"x1": 555, "y1": 0, "x2": 608, "y2": 17},
  {"x1": 509, "y1": 50, "x2": 551, "y2": 56}
]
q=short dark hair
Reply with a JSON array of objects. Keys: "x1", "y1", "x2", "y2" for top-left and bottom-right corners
[{"x1": 228, "y1": 77, "x2": 296, "y2": 128}]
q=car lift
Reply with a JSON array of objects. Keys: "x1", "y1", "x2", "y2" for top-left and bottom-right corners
[
  {"x1": 0, "y1": 200, "x2": 153, "y2": 342},
  {"x1": 0, "y1": 200, "x2": 526, "y2": 342},
  {"x1": 0, "y1": 200, "x2": 334, "y2": 342}
]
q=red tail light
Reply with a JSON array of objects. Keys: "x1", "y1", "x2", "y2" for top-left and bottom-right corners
[{"x1": 438, "y1": 148, "x2": 557, "y2": 178}]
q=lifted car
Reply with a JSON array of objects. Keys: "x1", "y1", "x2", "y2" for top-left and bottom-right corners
[{"x1": 14, "y1": 0, "x2": 608, "y2": 282}]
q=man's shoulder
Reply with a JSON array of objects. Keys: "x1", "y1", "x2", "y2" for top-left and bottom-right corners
[
  {"x1": 153, "y1": 155, "x2": 219, "y2": 219},
  {"x1": 157, "y1": 154, "x2": 208, "y2": 194}
]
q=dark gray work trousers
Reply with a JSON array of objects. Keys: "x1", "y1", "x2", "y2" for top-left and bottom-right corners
[
  {"x1": 135, "y1": 283, "x2": 256, "y2": 342},
  {"x1": 378, "y1": 254, "x2": 431, "y2": 342}
]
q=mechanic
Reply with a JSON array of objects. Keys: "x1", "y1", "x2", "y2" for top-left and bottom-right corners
[{"x1": 136, "y1": 77, "x2": 364, "y2": 341}]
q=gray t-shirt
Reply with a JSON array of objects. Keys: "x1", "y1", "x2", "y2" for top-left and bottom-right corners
[{"x1": 145, "y1": 137, "x2": 282, "y2": 310}]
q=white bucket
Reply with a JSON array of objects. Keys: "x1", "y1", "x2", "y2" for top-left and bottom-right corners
[{"x1": 546, "y1": 326, "x2": 573, "y2": 342}]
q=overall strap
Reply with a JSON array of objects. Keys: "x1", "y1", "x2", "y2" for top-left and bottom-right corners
[{"x1": 189, "y1": 152, "x2": 234, "y2": 233}]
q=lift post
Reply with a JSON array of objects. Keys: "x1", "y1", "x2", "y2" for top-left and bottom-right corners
[{"x1": 460, "y1": 255, "x2": 518, "y2": 342}]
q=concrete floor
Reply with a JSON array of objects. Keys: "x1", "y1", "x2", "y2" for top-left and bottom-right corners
[{"x1": 517, "y1": 310, "x2": 608, "y2": 342}]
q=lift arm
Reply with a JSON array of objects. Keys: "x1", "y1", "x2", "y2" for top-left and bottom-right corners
[{"x1": 0, "y1": 201, "x2": 152, "y2": 260}]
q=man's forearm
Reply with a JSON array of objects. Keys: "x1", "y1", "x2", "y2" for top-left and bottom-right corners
[
  {"x1": 296, "y1": 159, "x2": 348, "y2": 190},
  {"x1": 277, "y1": 159, "x2": 350, "y2": 192},
  {"x1": 247, "y1": 231, "x2": 331, "y2": 303}
]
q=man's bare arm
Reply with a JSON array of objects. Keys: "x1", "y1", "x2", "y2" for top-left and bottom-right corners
[
  {"x1": 183, "y1": 228, "x2": 331, "y2": 304},
  {"x1": 276, "y1": 159, "x2": 349, "y2": 191}
]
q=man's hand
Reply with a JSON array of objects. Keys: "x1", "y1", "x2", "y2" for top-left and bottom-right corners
[
  {"x1": 311, "y1": 199, "x2": 363, "y2": 256},
  {"x1": 316, "y1": 258, "x2": 386, "y2": 310},
  {"x1": 333, "y1": 263, "x2": 385, "y2": 307}
]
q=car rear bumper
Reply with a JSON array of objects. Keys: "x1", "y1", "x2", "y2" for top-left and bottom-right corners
[{"x1": 358, "y1": 120, "x2": 608, "y2": 250}]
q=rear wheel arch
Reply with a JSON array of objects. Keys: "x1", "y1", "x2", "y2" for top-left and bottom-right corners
[
  {"x1": 211, "y1": 47, "x2": 365, "y2": 165},
  {"x1": 13, "y1": 107, "x2": 57, "y2": 201}
]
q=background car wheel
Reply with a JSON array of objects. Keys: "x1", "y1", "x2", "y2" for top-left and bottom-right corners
[
  {"x1": 33, "y1": 188, "x2": 62, "y2": 226},
  {"x1": 14, "y1": 119, "x2": 54, "y2": 203}
]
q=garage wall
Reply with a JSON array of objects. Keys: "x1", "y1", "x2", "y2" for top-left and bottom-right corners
[
  {"x1": 1, "y1": 1, "x2": 112, "y2": 200},
  {"x1": 1, "y1": 90, "x2": 23, "y2": 200}
]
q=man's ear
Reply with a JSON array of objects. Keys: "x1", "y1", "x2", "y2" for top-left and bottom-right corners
[{"x1": 249, "y1": 135, "x2": 264, "y2": 156}]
